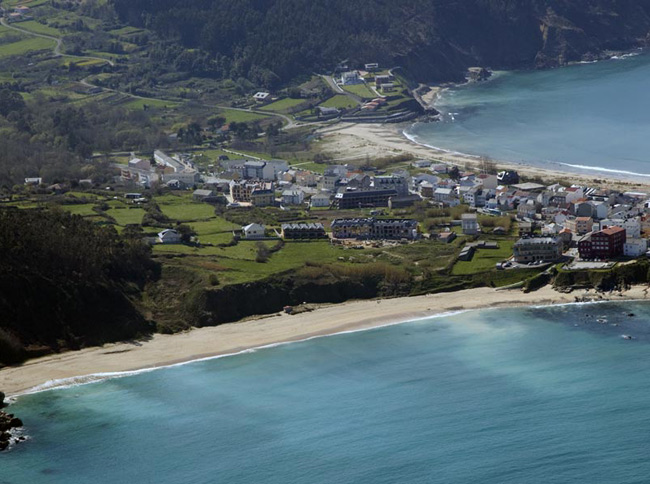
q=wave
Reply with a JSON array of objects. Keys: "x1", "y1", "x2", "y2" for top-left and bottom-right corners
[
  {"x1": 401, "y1": 129, "x2": 482, "y2": 159},
  {"x1": 557, "y1": 162, "x2": 650, "y2": 178}
]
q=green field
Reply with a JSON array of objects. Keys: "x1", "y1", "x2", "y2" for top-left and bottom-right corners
[
  {"x1": 158, "y1": 200, "x2": 216, "y2": 221},
  {"x1": 219, "y1": 109, "x2": 270, "y2": 123},
  {"x1": 14, "y1": 20, "x2": 61, "y2": 36},
  {"x1": 342, "y1": 83, "x2": 377, "y2": 99},
  {"x1": 0, "y1": 33, "x2": 54, "y2": 58},
  {"x1": 106, "y1": 207, "x2": 145, "y2": 226},
  {"x1": 319, "y1": 95, "x2": 357, "y2": 109},
  {"x1": 260, "y1": 97, "x2": 305, "y2": 113},
  {"x1": 451, "y1": 240, "x2": 515, "y2": 275},
  {"x1": 60, "y1": 204, "x2": 97, "y2": 216}
]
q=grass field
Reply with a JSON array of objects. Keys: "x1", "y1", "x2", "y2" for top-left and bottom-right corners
[
  {"x1": 14, "y1": 20, "x2": 61, "y2": 36},
  {"x1": 219, "y1": 109, "x2": 270, "y2": 124},
  {"x1": 0, "y1": 33, "x2": 54, "y2": 58},
  {"x1": 106, "y1": 207, "x2": 145, "y2": 226},
  {"x1": 342, "y1": 83, "x2": 377, "y2": 99},
  {"x1": 122, "y1": 98, "x2": 179, "y2": 110},
  {"x1": 60, "y1": 204, "x2": 97, "y2": 216},
  {"x1": 451, "y1": 240, "x2": 515, "y2": 275},
  {"x1": 159, "y1": 200, "x2": 216, "y2": 221},
  {"x1": 319, "y1": 95, "x2": 357, "y2": 109},
  {"x1": 260, "y1": 98, "x2": 305, "y2": 113}
]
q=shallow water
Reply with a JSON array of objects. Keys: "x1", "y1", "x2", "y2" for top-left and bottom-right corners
[
  {"x1": 406, "y1": 52, "x2": 650, "y2": 177},
  {"x1": 2, "y1": 302, "x2": 650, "y2": 483}
]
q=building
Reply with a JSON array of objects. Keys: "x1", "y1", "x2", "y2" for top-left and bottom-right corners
[
  {"x1": 310, "y1": 193, "x2": 331, "y2": 208},
  {"x1": 332, "y1": 189, "x2": 396, "y2": 209},
  {"x1": 158, "y1": 229, "x2": 182, "y2": 244},
  {"x1": 364, "y1": 63, "x2": 379, "y2": 71},
  {"x1": 331, "y1": 218, "x2": 419, "y2": 240},
  {"x1": 578, "y1": 226, "x2": 626, "y2": 260},
  {"x1": 374, "y1": 175, "x2": 409, "y2": 196},
  {"x1": 161, "y1": 169, "x2": 200, "y2": 186},
  {"x1": 439, "y1": 231, "x2": 457, "y2": 243},
  {"x1": 282, "y1": 190, "x2": 304, "y2": 206},
  {"x1": 253, "y1": 92, "x2": 270, "y2": 102},
  {"x1": 565, "y1": 216, "x2": 593, "y2": 235},
  {"x1": 341, "y1": 71, "x2": 362, "y2": 85},
  {"x1": 389, "y1": 194, "x2": 422, "y2": 209},
  {"x1": 193, "y1": 189, "x2": 215, "y2": 201},
  {"x1": 250, "y1": 186, "x2": 275, "y2": 207},
  {"x1": 513, "y1": 237, "x2": 562, "y2": 264},
  {"x1": 296, "y1": 171, "x2": 318, "y2": 187},
  {"x1": 433, "y1": 187, "x2": 459, "y2": 206},
  {"x1": 242, "y1": 223, "x2": 266, "y2": 239},
  {"x1": 281, "y1": 223, "x2": 327, "y2": 240},
  {"x1": 154, "y1": 150, "x2": 185, "y2": 172},
  {"x1": 229, "y1": 180, "x2": 274, "y2": 204},
  {"x1": 624, "y1": 238, "x2": 648, "y2": 258},
  {"x1": 461, "y1": 213, "x2": 479, "y2": 235}
]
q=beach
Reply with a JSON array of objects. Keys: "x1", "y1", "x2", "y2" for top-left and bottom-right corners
[
  {"x1": 1, "y1": 285, "x2": 647, "y2": 397},
  {"x1": 317, "y1": 122, "x2": 650, "y2": 191}
]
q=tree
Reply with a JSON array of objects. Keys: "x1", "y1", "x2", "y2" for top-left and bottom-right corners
[
  {"x1": 0, "y1": 89, "x2": 26, "y2": 117},
  {"x1": 449, "y1": 165, "x2": 460, "y2": 180}
]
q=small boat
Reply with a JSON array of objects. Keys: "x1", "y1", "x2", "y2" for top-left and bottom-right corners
[{"x1": 621, "y1": 334, "x2": 634, "y2": 340}]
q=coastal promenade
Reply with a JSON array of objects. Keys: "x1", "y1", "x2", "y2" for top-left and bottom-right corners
[{"x1": 1, "y1": 286, "x2": 647, "y2": 397}]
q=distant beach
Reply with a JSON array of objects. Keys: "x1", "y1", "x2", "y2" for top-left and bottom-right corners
[{"x1": 1, "y1": 286, "x2": 647, "y2": 397}]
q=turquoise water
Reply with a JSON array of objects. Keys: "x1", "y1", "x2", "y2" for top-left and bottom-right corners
[
  {"x1": 406, "y1": 52, "x2": 650, "y2": 177},
  {"x1": 3, "y1": 302, "x2": 650, "y2": 483}
]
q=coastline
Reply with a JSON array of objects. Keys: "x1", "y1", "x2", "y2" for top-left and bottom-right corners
[
  {"x1": 1, "y1": 285, "x2": 647, "y2": 397},
  {"x1": 318, "y1": 122, "x2": 650, "y2": 190}
]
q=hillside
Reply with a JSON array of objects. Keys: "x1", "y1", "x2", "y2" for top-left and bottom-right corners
[
  {"x1": 111, "y1": 0, "x2": 650, "y2": 86},
  {"x1": 0, "y1": 209, "x2": 158, "y2": 366}
]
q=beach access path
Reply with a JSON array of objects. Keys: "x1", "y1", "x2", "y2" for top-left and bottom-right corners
[{"x1": 2, "y1": 286, "x2": 647, "y2": 397}]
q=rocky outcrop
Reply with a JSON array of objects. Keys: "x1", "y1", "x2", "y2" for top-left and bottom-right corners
[{"x1": 0, "y1": 395, "x2": 24, "y2": 451}]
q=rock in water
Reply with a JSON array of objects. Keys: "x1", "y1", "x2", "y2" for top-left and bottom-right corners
[
  {"x1": 0, "y1": 391, "x2": 4, "y2": 407},
  {"x1": 9, "y1": 418, "x2": 22, "y2": 428}
]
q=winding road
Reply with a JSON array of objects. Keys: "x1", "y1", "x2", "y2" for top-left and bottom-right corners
[{"x1": 1, "y1": 17, "x2": 308, "y2": 129}]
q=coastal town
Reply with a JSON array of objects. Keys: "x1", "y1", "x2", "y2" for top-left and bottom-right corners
[{"x1": 11, "y1": 147, "x2": 650, "y2": 275}]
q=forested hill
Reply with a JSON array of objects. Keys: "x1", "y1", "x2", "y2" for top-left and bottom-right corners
[{"x1": 111, "y1": 0, "x2": 650, "y2": 86}]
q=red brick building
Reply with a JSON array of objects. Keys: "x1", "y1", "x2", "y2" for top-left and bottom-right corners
[{"x1": 578, "y1": 226, "x2": 626, "y2": 260}]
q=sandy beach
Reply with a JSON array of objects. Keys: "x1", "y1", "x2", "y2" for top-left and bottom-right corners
[
  {"x1": 1, "y1": 285, "x2": 647, "y2": 397},
  {"x1": 317, "y1": 122, "x2": 650, "y2": 191}
]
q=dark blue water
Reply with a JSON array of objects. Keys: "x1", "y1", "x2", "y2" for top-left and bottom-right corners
[
  {"x1": 406, "y1": 52, "x2": 650, "y2": 177},
  {"x1": 3, "y1": 302, "x2": 650, "y2": 483}
]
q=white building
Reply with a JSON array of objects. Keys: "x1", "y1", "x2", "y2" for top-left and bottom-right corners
[
  {"x1": 624, "y1": 238, "x2": 648, "y2": 257},
  {"x1": 282, "y1": 190, "x2": 305, "y2": 206},
  {"x1": 310, "y1": 193, "x2": 331, "y2": 208},
  {"x1": 600, "y1": 218, "x2": 641, "y2": 239},
  {"x1": 242, "y1": 223, "x2": 266, "y2": 239},
  {"x1": 253, "y1": 92, "x2": 270, "y2": 102},
  {"x1": 434, "y1": 187, "x2": 459, "y2": 206},
  {"x1": 340, "y1": 71, "x2": 362, "y2": 85},
  {"x1": 461, "y1": 213, "x2": 480, "y2": 235},
  {"x1": 158, "y1": 229, "x2": 181, "y2": 244}
]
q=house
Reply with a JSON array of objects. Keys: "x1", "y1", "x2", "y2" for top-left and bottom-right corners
[
  {"x1": 296, "y1": 171, "x2": 318, "y2": 187},
  {"x1": 374, "y1": 75, "x2": 392, "y2": 87},
  {"x1": 282, "y1": 190, "x2": 304, "y2": 206},
  {"x1": 412, "y1": 160, "x2": 432, "y2": 169},
  {"x1": 513, "y1": 237, "x2": 562, "y2": 264},
  {"x1": 389, "y1": 194, "x2": 422, "y2": 209},
  {"x1": 434, "y1": 187, "x2": 459, "y2": 206},
  {"x1": 154, "y1": 150, "x2": 185, "y2": 172},
  {"x1": 310, "y1": 193, "x2": 331, "y2": 208},
  {"x1": 477, "y1": 174, "x2": 498, "y2": 190},
  {"x1": 563, "y1": 186, "x2": 584, "y2": 204},
  {"x1": 281, "y1": 223, "x2": 327, "y2": 240},
  {"x1": 253, "y1": 92, "x2": 270, "y2": 102},
  {"x1": 600, "y1": 218, "x2": 641, "y2": 239},
  {"x1": 461, "y1": 213, "x2": 479, "y2": 235},
  {"x1": 193, "y1": 189, "x2": 215, "y2": 201},
  {"x1": 244, "y1": 161, "x2": 275, "y2": 180},
  {"x1": 439, "y1": 231, "x2": 457, "y2": 243},
  {"x1": 341, "y1": 71, "x2": 362, "y2": 85},
  {"x1": 229, "y1": 180, "x2": 274, "y2": 204},
  {"x1": 242, "y1": 223, "x2": 266, "y2": 239},
  {"x1": 380, "y1": 83, "x2": 395, "y2": 93},
  {"x1": 578, "y1": 226, "x2": 626, "y2": 260},
  {"x1": 158, "y1": 229, "x2": 182, "y2": 244},
  {"x1": 331, "y1": 218, "x2": 419, "y2": 240},
  {"x1": 161, "y1": 169, "x2": 200, "y2": 186},
  {"x1": 250, "y1": 186, "x2": 275, "y2": 207},
  {"x1": 364, "y1": 63, "x2": 379, "y2": 71},
  {"x1": 624, "y1": 238, "x2": 648, "y2": 258},
  {"x1": 24, "y1": 177, "x2": 42, "y2": 185},
  {"x1": 317, "y1": 106, "x2": 340, "y2": 117},
  {"x1": 565, "y1": 216, "x2": 593, "y2": 235}
]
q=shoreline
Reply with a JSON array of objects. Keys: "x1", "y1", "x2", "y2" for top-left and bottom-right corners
[
  {"x1": 318, "y1": 121, "x2": 650, "y2": 190},
  {"x1": 2, "y1": 286, "x2": 648, "y2": 397}
]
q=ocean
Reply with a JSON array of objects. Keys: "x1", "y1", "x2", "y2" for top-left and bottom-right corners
[
  {"x1": 3, "y1": 302, "x2": 650, "y2": 483},
  {"x1": 405, "y1": 51, "x2": 650, "y2": 178}
]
